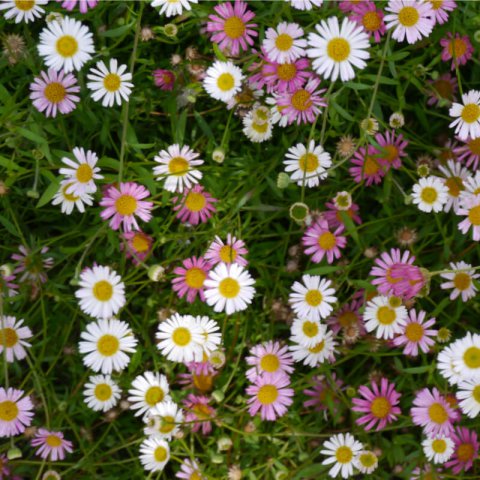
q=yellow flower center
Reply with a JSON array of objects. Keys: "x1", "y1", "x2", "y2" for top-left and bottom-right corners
[
  {"x1": 218, "y1": 277, "x2": 240, "y2": 298},
  {"x1": 168, "y1": 156, "x2": 189, "y2": 175},
  {"x1": 305, "y1": 289, "x2": 323, "y2": 307},
  {"x1": 193, "y1": 373, "x2": 213, "y2": 392},
  {"x1": 432, "y1": 438, "x2": 447, "y2": 453},
  {"x1": 184, "y1": 191, "x2": 205, "y2": 212},
  {"x1": 370, "y1": 396, "x2": 391, "y2": 419},
  {"x1": 92, "y1": 280, "x2": 113, "y2": 301},
  {"x1": 252, "y1": 122, "x2": 269, "y2": 134},
  {"x1": 302, "y1": 320, "x2": 319, "y2": 337},
  {"x1": 468, "y1": 205, "x2": 480, "y2": 226},
  {"x1": 0, "y1": 327, "x2": 18, "y2": 348},
  {"x1": 445, "y1": 176, "x2": 463, "y2": 197},
  {"x1": 172, "y1": 327, "x2": 192, "y2": 347},
  {"x1": 463, "y1": 346, "x2": 480, "y2": 368},
  {"x1": 299, "y1": 153, "x2": 319, "y2": 172},
  {"x1": 468, "y1": 137, "x2": 480, "y2": 155},
  {"x1": 219, "y1": 245, "x2": 237, "y2": 263},
  {"x1": 193, "y1": 403, "x2": 211, "y2": 419},
  {"x1": 382, "y1": 145, "x2": 399, "y2": 164},
  {"x1": 44, "y1": 82, "x2": 66, "y2": 104},
  {"x1": 397, "y1": 6, "x2": 420, "y2": 27},
  {"x1": 428, "y1": 402, "x2": 448, "y2": 424},
  {"x1": 76, "y1": 163, "x2": 93, "y2": 183},
  {"x1": 275, "y1": 33, "x2": 293, "y2": 51},
  {"x1": 190, "y1": 473, "x2": 202, "y2": 480},
  {"x1": 260, "y1": 353, "x2": 280, "y2": 372},
  {"x1": 0, "y1": 400, "x2": 18, "y2": 421},
  {"x1": 94, "y1": 383, "x2": 112, "y2": 401},
  {"x1": 338, "y1": 311, "x2": 357, "y2": 328},
  {"x1": 461, "y1": 103, "x2": 480, "y2": 124},
  {"x1": 223, "y1": 16, "x2": 246, "y2": 39},
  {"x1": 457, "y1": 443, "x2": 475, "y2": 462},
  {"x1": 257, "y1": 384, "x2": 278, "y2": 405},
  {"x1": 159, "y1": 415, "x2": 175, "y2": 433},
  {"x1": 432, "y1": 79, "x2": 453, "y2": 100},
  {"x1": 364, "y1": 156, "x2": 380, "y2": 176},
  {"x1": 14, "y1": 0, "x2": 35, "y2": 10},
  {"x1": 185, "y1": 267, "x2": 206, "y2": 289},
  {"x1": 103, "y1": 73, "x2": 121, "y2": 92},
  {"x1": 473, "y1": 385, "x2": 480, "y2": 403},
  {"x1": 335, "y1": 446, "x2": 353, "y2": 464},
  {"x1": 453, "y1": 272, "x2": 471, "y2": 291},
  {"x1": 429, "y1": 0, "x2": 444, "y2": 9},
  {"x1": 327, "y1": 38, "x2": 351, "y2": 62},
  {"x1": 217, "y1": 72, "x2": 235, "y2": 92},
  {"x1": 377, "y1": 306, "x2": 395, "y2": 325},
  {"x1": 448, "y1": 38, "x2": 468, "y2": 59},
  {"x1": 405, "y1": 322, "x2": 424, "y2": 342},
  {"x1": 359, "y1": 452, "x2": 376, "y2": 468},
  {"x1": 56, "y1": 35, "x2": 78, "y2": 58},
  {"x1": 46, "y1": 434, "x2": 62, "y2": 447},
  {"x1": 154, "y1": 445, "x2": 168, "y2": 462},
  {"x1": 276, "y1": 63, "x2": 297, "y2": 81},
  {"x1": 97, "y1": 334, "x2": 120, "y2": 356},
  {"x1": 362, "y1": 11, "x2": 382, "y2": 31},
  {"x1": 290, "y1": 89, "x2": 312, "y2": 112},
  {"x1": 131, "y1": 233, "x2": 150, "y2": 253},
  {"x1": 115, "y1": 194, "x2": 137, "y2": 216},
  {"x1": 145, "y1": 386, "x2": 165, "y2": 406},
  {"x1": 62, "y1": 183, "x2": 78, "y2": 202},
  {"x1": 420, "y1": 187, "x2": 438, "y2": 204},
  {"x1": 309, "y1": 340, "x2": 325, "y2": 353},
  {"x1": 318, "y1": 231, "x2": 336, "y2": 250}
]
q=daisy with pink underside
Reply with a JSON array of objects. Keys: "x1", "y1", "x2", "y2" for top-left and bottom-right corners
[
  {"x1": 375, "y1": 130, "x2": 408, "y2": 170},
  {"x1": 0, "y1": 387, "x2": 34, "y2": 437},
  {"x1": 440, "y1": 261, "x2": 479, "y2": 301},
  {"x1": 172, "y1": 185, "x2": 217, "y2": 225},
  {"x1": 245, "y1": 340, "x2": 294, "y2": 382},
  {"x1": 411, "y1": 387, "x2": 455, "y2": 436},
  {"x1": 246, "y1": 372, "x2": 294, "y2": 421},
  {"x1": 349, "y1": 145, "x2": 385, "y2": 186},
  {"x1": 172, "y1": 256, "x2": 212, "y2": 303},
  {"x1": 31, "y1": 429, "x2": 73, "y2": 461},
  {"x1": 350, "y1": 2, "x2": 386, "y2": 43},
  {"x1": 207, "y1": 1, "x2": 257, "y2": 56},
  {"x1": 182, "y1": 394, "x2": 215, "y2": 435},
  {"x1": 393, "y1": 309, "x2": 437, "y2": 356},
  {"x1": 352, "y1": 378, "x2": 401, "y2": 431},
  {"x1": 302, "y1": 218, "x2": 346, "y2": 264},
  {"x1": 100, "y1": 182, "x2": 153, "y2": 232},
  {"x1": 204, "y1": 234, "x2": 248, "y2": 266},
  {"x1": 440, "y1": 33, "x2": 473, "y2": 70},
  {"x1": 445, "y1": 426, "x2": 479, "y2": 474},
  {"x1": 457, "y1": 193, "x2": 480, "y2": 240}
]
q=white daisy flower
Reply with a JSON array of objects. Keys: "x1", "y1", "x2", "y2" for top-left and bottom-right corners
[
  {"x1": 411, "y1": 175, "x2": 449, "y2": 213},
  {"x1": 284, "y1": 140, "x2": 332, "y2": 187},
  {"x1": 139, "y1": 437, "x2": 170, "y2": 473},
  {"x1": 353, "y1": 451, "x2": 378, "y2": 474},
  {"x1": 449, "y1": 90, "x2": 480, "y2": 141},
  {"x1": 153, "y1": 143, "x2": 203, "y2": 193},
  {"x1": 242, "y1": 113, "x2": 273, "y2": 143},
  {"x1": 204, "y1": 263, "x2": 255, "y2": 315},
  {"x1": 422, "y1": 435, "x2": 454, "y2": 464},
  {"x1": 59, "y1": 147, "x2": 103, "y2": 195},
  {"x1": 0, "y1": 315, "x2": 32, "y2": 363},
  {"x1": 438, "y1": 160, "x2": 469, "y2": 213},
  {"x1": 150, "y1": 0, "x2": 197, "y2": 18},
  {"x1": 440, "y1": 261, "x2": 479, "y2": 302},
  {"x1": 75, "y1": 265, "x2": 126, "y2": 320},
  {"x1": 463, "y1": 170, "x2": 480, "y2": 197},
  {"x1": 307, "y1": 16, "x2": 370, "y2": 82},
  {"x1": 193, "y1": 316, "x2": 222, "y2": 356},
  {"x1": 266, "y1": 94, "x2": 290, "y2": 128},
  {"x1": 143, "y1": 400, "x2": 183, "y2": 440},
  {"x1": 128, "y1": 371, "x2": 171, "y2": 417},
  {"x1": 363, "y1": 295, "x2": 408, "y2": 339},
  {"x1": 289, "y1": 329, "x2": 336, "y2": 367},
  {"x1": 83, "y1": 374, "x2": 121, "y2": 412},
  {"x1": 0, "y1": 0, "x2": 47, "y2": 23},
  {"x1": 78, "y1": 318, "x2": 138, "y2": 374},
  {"x1": 288, "y1": 0, "x2": 323, "y2": 10},
  {"x1": 290, "y1": 317, "x2": 326, "y2": 348},
  {"x1": 452, "y1": 332, "x2": 480, "y2": 381},
  {"x1": 320, "y1": 433, "x2": 363, "y2": 479},
  {"x1": 38, "y1": 17, "x2": 95, "y2": 73},
  {"x1": 156, "y1": 313, "x2": 204, "y2": 363},
  {"x1": 203, "y1": 61, "x2": 244, "y2": 103},
  {"x1": 289, "y1": 274, "x2": 337, "y2": 321},
  {"x1": 87, "y1": 59, "x2": 134, "y2": 108},
  {"x1": 52, "y1": 180, "x2": 93, "y2": 215},
  {"x1": 456, "y1": 379, "x2": 480, "y2": 418},
  {"x1": 262, "y1": 22, "x2": 307, "y2": 64},
  {"x1": 436, "y1": 343, "x2": 463, "y2": 386}
]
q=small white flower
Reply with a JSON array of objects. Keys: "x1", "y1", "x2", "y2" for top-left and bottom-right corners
[
  {"x1": 422, "y1": 435, "x2": 455, "y2": 464},
  {"x1": 287, "y1": 0, "x2": 323, "y2": 10},
  {"x1": 128, "y1": 371, "x2": 171, "y2": 417},
  {"x1": 363, "y1": 295, "x2": 408, "y2": 339},
  {"x1": 353, "y1": 450, "x2": 378, "y2": 474},
  {"x1": 320, "y1": 433, "x2": 363, "y2": 479},
  {"x1": 438, "y1": 160, "x2": 469, "y2": 213},
  {"x1": 411, "y1": 175, "x2": 449, "y2": 213},
  {"x1": 203, "y1": 61, "x2": 244, "y2": 103},
  {"x1": 193, "y1": 316, "x2": 222, "y2": 356},
  {"x1": 0, "y1": 0, "x2": 47, "y2": 23},
  {"x1": 436, "y1": 343, "x2": 463, "y2": 386},
  {"x1": 0, "y1": 315, "x2": 32, "y2": 363},
  {"x1": 262, "y1": 22, "x2": 307, "y2": 64},
  {"x1": 456, "y1": 379, "x2": 480, "y2": 418},
  {"x1": 139, "y1": 437, "x2": 170, "y2": 472},
  {"x1": 52, "y1": 180, "x2": 93, "y2": 215},
  {"x1": 83, "y1": 374, "x2": 121, "y2": 412},
  {"x1": 290, "y1": 317, "x2": 326, "y2": 348},
  {"x1": 150, "y1": 0, "x2": 197, "y2": 18},
  {"x1": 440, "y1": 261, "x2": 479, "y2": 302},
  {"x1": 449, "y1": 90, "x2": 480, "y2": 141},
  {"x1": 143, "y1": 400, "x2": 183, "y2": 440},
  {"x1": 289, "y1": 329, "x2": 336, "y2": 367},
  {"x1": 59, "y1": 147, "x2": 103, "y2": 195},
  {"x1": 242, "y1": 112, "x2": 273, "y2": 143},
  {"x1": 451, "y1": 332, "x2": 480, "y2": 381}
]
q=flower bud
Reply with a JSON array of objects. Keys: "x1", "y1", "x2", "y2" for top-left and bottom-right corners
[
  {"x1": 148, "y1": 265, "x2": 166, "y2": 282},
  {"x1": 212, "y1": 147, "x2": 225, "y2": 164}
]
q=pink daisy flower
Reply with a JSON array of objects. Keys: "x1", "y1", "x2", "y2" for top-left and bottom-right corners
[
  {"x1": 375, "y1": 130, "x2": 408, "y2": 170},
  {"x1": 457, "y1": 194, "x2": 480, "y2": 241},
  {"x1": 429, "y1": 0, "x2": 456, "y2": 25},
  {"x1": 182, "y1": 394, "x2": 215, "y2": 435},
  {"x1": 176, "y1": 458, "x2": 205, "y2": 480},
  {"x1": 0, "y1": 387, "x2": 34, "y2": 438},
  {"x1": 338, "y1": 0, "x2": 361, "y2": 13},
  {"x1": 326, "y1": 298, "x2": 365, "y2": 336},
  {"x1": 177, "y1": 361, "x2": 217, "y2": 393},
  {"x1": 153, "y1": 69, "x2": 175, "y2": 91},
  {"x1": 0, "y1": 454, "x2": 11, "y2": 478},
  {"x1": 207, "y1": 1, "x2": 257, "y2": 56},
  {"x1": 411, "y1": 387, "x2": 455, "y2": 436},
  {"x1": 172, "y1": 256, "x2": 212, "y2": 303},
  {"x1": 261, "y1": 56, "x2": 311, "y2": 94},
  {"x1": 393, "y1": 309, "x2": 437, "y2": 356},
  {"x1": 411, "y1": 465, "x2": 443, "y2": 480},
  {"x1": 453, "y1": 136, "x2": 480, "y2": 170},
  {"x1": 426, "y1": 73, "x2": 458, "y2": 107},
  {"x1": 120, "y1": 230, "x2": 153, "y2": 265},
  {"x1": 31, "y1": 428, "x2": 73, "y2": 461},
  {"x1": 352, "y1": 378, "x2": 401, "y2": 431},
  {"x1": 246, "y1": 372, "x2": 294, "y2": 421},
  {"x1": 324, "y1": 198, "x2": 362, "y2": 229},
  {"x1": 245, "y1": 340, "x2": 294, "y2": 382},
  {"x1": 11, "y1": 245, "x2": 53, "y2": 285},
  {"x1": 349, "y1": 145, "x2": 386, "y2": 186},
  {"x1": 350, "y1": 2, "x2": 386, "y2": 43},
  {"x1": 445, "y1": 426, "x2": 479, "y2": 474},
  {"x1": 302, "y1": 218, "x2": 347, "y2": 264},
  {"x1": 30, "y1": 68, "x2": 80, "y2": 118},
  {"x1": 276, "y1": 76, "x2": 327, "y2": 125},
  {"x1": 172, "y1": 184, "x2": 217, "y2": 225},
  {"x1": 303, "y1": 374, "x2": 344, "y2": 412},
  {"x1": 100, "y1": 182, "x2": 153, "y2": 232},
  {"x1": 440, "y1": 33, "x2": 473, "y2": 70},
  {"x1": 56, "y1": 0, "x2": 98, "y2": 13},
  {"x1": 204, "y1": 234, "x2": 248, "y2": 266}
]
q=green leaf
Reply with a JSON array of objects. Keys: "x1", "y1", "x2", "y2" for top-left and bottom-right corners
[
  {"x1": 36, "y1": 177, "x2": 61, "y2": 208},
  {"x1": 339, "y1": 211, "x2": 361, "y2": 248},
  {"x1": 16, "y1": 127, "x2": 47, "y2": 145},
  {"x1": 98, "y1": 22, "x2": 135, "y2": 37},
  {"x1": 0, "y1": 214, "x2": 19, "y2": 237},
  {"x1": 194, "y1": 111, "x2": 215, "y2": 141},
  {"x1": 212, "y1": 42, "x2": 227, "y2": 61}
]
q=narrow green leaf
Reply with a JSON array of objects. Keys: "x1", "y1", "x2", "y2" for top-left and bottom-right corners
[{"x1": 36, "y1": 177, "x2": 61, "y2": 208}]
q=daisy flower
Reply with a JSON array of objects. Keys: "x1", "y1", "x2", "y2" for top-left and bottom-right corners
[
  {"x1": 363, "y1": 295, "x2": 408, "y2": 340},
  {"x1": 120, "y1": 230, "x2": 153, "y2": 265},
  {"x1": 437, "y1": 343, "x2": 463, "y2": 386},
  {"x1": 192, "y1": 316, "x2": 221, "y2": 357},
  {"x1": 289, "y1": 330, "x2": 337, "y2": 367},
  {"x1": 320, "y1": 433, "x2": 363, "y2": 479},
  {"x1": 56, "y1": 0, "x2": 98, "y2": 14},
  {"x1": 283, "y1": 140, "x2": 332, "y2": 187},
  {"x1": 172, "y1": 185, "x2": 217, "y2": 225},
  {"x1": 203, "y1": 61, "x2": 244, "y2": 103},
  {"x1": 440, "y1": 261, "x2": 478, "y2": 301},
  {"x1": 0, "y1": 267, "x2": 18, "y2": 298},
  {"x1": 290, "y1": 318, "x2": 326, "y2": 348},
  {"x1": 326, "y1": 298, "x2": 364, "y2": 336},
  {"x1": 52, "y1": 180, "x2": 93, "y2": 215},
  {"x1": 262, "y1": 22, "x2": 306, "y2": 65},
  {"x1": 30, "y1": 68, "x2": 80, "y2": 118},
  {"x1": 457, "y1": 193, "x2": 480, "y2": 240},
  {"x1": 246, "y1": 372, "x2": 294, "y2": 421},
  {"x1": 0, "y1": 315, "x2": 32, "y2": 363},
  {"x1": 422, "y1": 435, "x2": 455, "y2": 464},
  {"x1": 153, "y1": 144, "x2": 203, "y2": 193},
  {"x1": 242, "y1": 112, "x2": 273, "y2": 143},
  {"x1": 204, "y1": 234, "x2": 248, "y2": 266},
  {"x1": 463, "y1": 170, "x2": 480, "y2": 196},
  {"x1": 245, "y1": 340, "x2": 294, "y2": 382},
  {"x1": 156, "y1": 313, "x2": 204, "y2": 363},
  {"x1": 139, "y1": 437, "x2": 170, "y2": 472},
  {"x1": 75, "y1": 264, "x2": 126, "y2": 319},
  {"x1": 144, "y1": 400, "x2": 184, "y2": 440},
  {"x1": 449, "y1": 90, "x2": 480, "y2": 141},
  {"x1": 393, "y1": 309, "x2": 437, "y2": 356},
  {"x1": 307, "y1": 16, "x2": 370, "y2": 82},
  {"x1": 150, "y1": 0, "x2": 197, "y2": 17},
  {"x1": 438, "y1": 160, "x2": 469, "y2": 212},
  {"x1": 128, "y1": 372, "x2": 171, "y2": 418},
  {"x1": 384, "y1": 0, "x2": 435, "y2": 44},
  {"x1": 172, "y1": 256, "x2": 212, "y2": 303},
  {"x1": 0, "y1": 0, "x2": 47, "y2": 23},
  {"x1": 353, "y1": 451, "x2": 378, "y2": 474},
  {"x1": 427, "y1": 73, "x2": 458, "y2": 106},
  {"x1": 100, "y1": 182, "x2": 153, "y2": 232},
  {"x1": 411, "y1": 387, "x2": 455, "y2": 436},
  {"x1": 324, "y1": 194, "x2": 362, "y2": 229},
  {"x1": 79, "y1": 318, "x2": 138, "y2": 374},
  {"x1": 303, "y1": 374, "x2": 344, "y2": 412},
  {"x1": 153, "y1": 69, "x2": 175, "y2": 90},
  {"x1": 86, "y1": 58, "x2": 133, "y2": 107},
  {"x1": 352, "y1": 378, "x2": 401, "y2": 431},
  {"x1": 289, "y1": 274, "x2": 337, "y2": 321},
  {"x1": 350, "y1": 2, "x2": 386, "y2": 43},
  {"x1": 453, "y1": 136, "x2": 480, "y2": 170},
  {"x1": 440, "y1": 33, "x2": 473, "y2": 70},
  {"x1": 38, "y1": 17, "x2": 95, "y2": 72},
  {"x1": 261, "y1": 56, "x2": 311, "y2": 94},
  {"x1": 0, "y1": 387, "x2": 33, "y2": 438},
  {"x1": 456, "y1": 379, "x2": 480, "y2": 418},
  {"x1": 83, "y1": 374, "x2": 121, "y2": 412},
  {"x1": 452, "y1": 332, "x2": 480, "y2": 381},
  {"x1": 412, "y1": 175, "x2": 449, "y2": 213},
  {"x1": 11, "y1": 245, "x2": 53, "y2": 285},
  {"x1": 349, "y1": 145, "x2": 385, "y2": 186},
  {"x1": 429, "y1": 0, "x2": 456, "y2": 25},
  {"x1": 445, "y1": 427, "x2": 479, "y2": 473},
  {"x1": 176, "y1": 459, "x2": 205, "y2": 480},
  {"x1": 182, "y1": 394, "x2": 215, "y2": 435},
  {"x1": 207, "y1": 1, "x2": 257, "y2": 56},
  {"x1": 302, "y1": 219, "x2": 347, "y2": 264},
  {"x1": 59, "y1": 147, "x2": 102, "y2": 195},
  {"x1": 178, "y1": 360, "x2": 217, "y2": 393},
  {"x1": 288, "y1": 0, "x2": 323, "y2": 9},
  {"x1": 204, "y1": 263, "x2": 255, "y2": 315},
  {"x1": 31, "y1": 429, "x2": 73, "y2": 461},
  {"x1": 375, "y1": 130, "x2": 408, "y2": 170}
]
